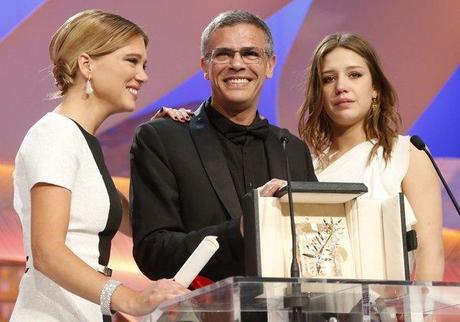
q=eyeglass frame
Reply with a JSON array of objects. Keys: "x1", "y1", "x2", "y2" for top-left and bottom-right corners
[{"x1": 204, "y1": 46, "x2": 271, "y2": 65}]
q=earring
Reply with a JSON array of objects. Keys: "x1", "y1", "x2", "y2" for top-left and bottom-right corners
[
  {"x1": 85, "y1": 75, "x2": 93, "y2": 95},
  {"x1": 203, "y1": 73, "x2": 208, "y2": 80},
  {"x1": 371, "y1": 97, "x2": 378, "y2": 110}
]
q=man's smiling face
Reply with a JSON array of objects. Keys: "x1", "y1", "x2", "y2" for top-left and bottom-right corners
[{"x1": 201, "y1": 23, "x2": 275, "y2": 114}]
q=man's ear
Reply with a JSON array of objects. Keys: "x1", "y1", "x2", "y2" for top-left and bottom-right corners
[
  {"x1": 265, "y1": 55, "x2": 276, "y2": 79},
  {"x1": 77, "y1": 53, "x2": 92, "y2": 79},
  {"x1": 200, "y1": 57, "x2": 209, "y2": 80}
]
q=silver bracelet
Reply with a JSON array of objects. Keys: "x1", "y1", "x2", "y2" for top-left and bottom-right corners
[{"x1": 100, "y1": 279, "x2": 122, "y2": 316}]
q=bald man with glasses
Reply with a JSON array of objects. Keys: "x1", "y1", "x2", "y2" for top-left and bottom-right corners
[{"x1": 130, "y1": 10, "x2": 317, "y2": 282}]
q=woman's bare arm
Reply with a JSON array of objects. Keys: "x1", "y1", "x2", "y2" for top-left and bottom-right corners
[
  {"x1": 31, "y1": 183, "x2": 188, "y2": 316},
  {"x1": 402, "y1": 145, "x2": 445, "y2": 281}
]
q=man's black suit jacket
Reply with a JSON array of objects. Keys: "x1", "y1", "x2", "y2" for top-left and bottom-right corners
[{"x1": 130, "y1": 103, "x2": 317, "y2": 281}]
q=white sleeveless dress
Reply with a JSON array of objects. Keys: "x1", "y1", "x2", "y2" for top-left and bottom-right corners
[{"x1": 315, "y1": 135, "x2": 417, "y2": 227}]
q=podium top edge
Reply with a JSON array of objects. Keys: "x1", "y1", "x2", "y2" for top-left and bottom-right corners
[{"x1": 274, "y1": 181, "x2": 368, "y2": 197}]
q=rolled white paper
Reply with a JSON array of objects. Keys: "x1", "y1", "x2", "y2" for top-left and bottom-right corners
[
  {"x1": 173, "y1": 235, "x2": 219, "y2": 287},
  {"x1": 144, "y1": 237, "x2": 219, "y2": 322}
]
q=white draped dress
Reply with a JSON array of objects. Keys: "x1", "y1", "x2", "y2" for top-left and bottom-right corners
[{"x1": 315, "y1": 135, "x2": 417, "y2": 227}]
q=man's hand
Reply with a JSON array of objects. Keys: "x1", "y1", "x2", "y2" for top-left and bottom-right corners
[{"x1": 258, "y1": 178, "x2": 287, "y2": 197}]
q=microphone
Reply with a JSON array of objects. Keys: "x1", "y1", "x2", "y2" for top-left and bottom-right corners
[
  {"x1": 410, "y1": 135, "x2": 460, "y2": 216},
  {"x1": 279, "y1": 129, "x2": 300, "y2": 278},
  {"x1": 280, "y1": 130, "x2": 313, "y2": 322}
]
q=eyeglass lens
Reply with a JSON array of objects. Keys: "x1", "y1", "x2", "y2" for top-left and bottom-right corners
[{"x1": 210, "y1": 47, "x2": 266, "y2": 64}]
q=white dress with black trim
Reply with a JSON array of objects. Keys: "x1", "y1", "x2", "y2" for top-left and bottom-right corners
[{"x1": 11, "y1": 112, "x2": 122, "y2": 322}]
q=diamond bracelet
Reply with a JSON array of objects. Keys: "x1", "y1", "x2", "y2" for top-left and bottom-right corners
[{"x1": 100, "y1": 279, "x2": 122, "y2": 316}]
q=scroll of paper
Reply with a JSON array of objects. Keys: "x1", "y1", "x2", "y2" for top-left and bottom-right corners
[
  {"x1": 144, "y1": 236, "x2": 219, "y2": 322},
  {"x1": 173, "y1": 235, "x2": 219, "y2": 287}
]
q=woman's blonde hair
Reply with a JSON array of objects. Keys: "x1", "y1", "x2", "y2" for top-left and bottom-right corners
[
  {"x1": 298, "y1": 33, "x2": 401, "y2": 168},
  {"x1": 49, "y1": 9, "x2": 148, "y2": 97}
]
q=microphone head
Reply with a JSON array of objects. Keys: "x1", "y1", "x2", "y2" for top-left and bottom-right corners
[
  {"x1": 410, "y1": 135, "x2": 426, "y2": 150},
  {"x1": 279, "y1": 129, "x2": 289, "y2": 143}
]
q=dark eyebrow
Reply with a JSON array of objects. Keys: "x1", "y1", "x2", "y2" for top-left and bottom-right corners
[
  {"x1": 345, "y1": 65, "x2": 366, "y2": 70},
  {"x1": 214, "y1": 46, "x2": 259, "y2": 51},
  {"x1": 321, "y1": 65, "x2": 366, "y2": 74}
]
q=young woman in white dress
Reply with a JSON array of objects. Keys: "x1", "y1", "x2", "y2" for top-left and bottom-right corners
[
  {"x1": 11, "y1": 10, "x2": 187, "y2": 321},
  {"x1": 262, "y1": 33, "x2": 444, "y2": 282}
]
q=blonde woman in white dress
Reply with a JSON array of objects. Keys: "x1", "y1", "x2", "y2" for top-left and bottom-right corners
[{"x1": 11, "y1": 10, "x2": 187, "y2": 322}]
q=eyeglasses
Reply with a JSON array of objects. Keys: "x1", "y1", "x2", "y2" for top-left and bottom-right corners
[{"x1": 205, "y1": 47, "x2": 268, "y2": 64}]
